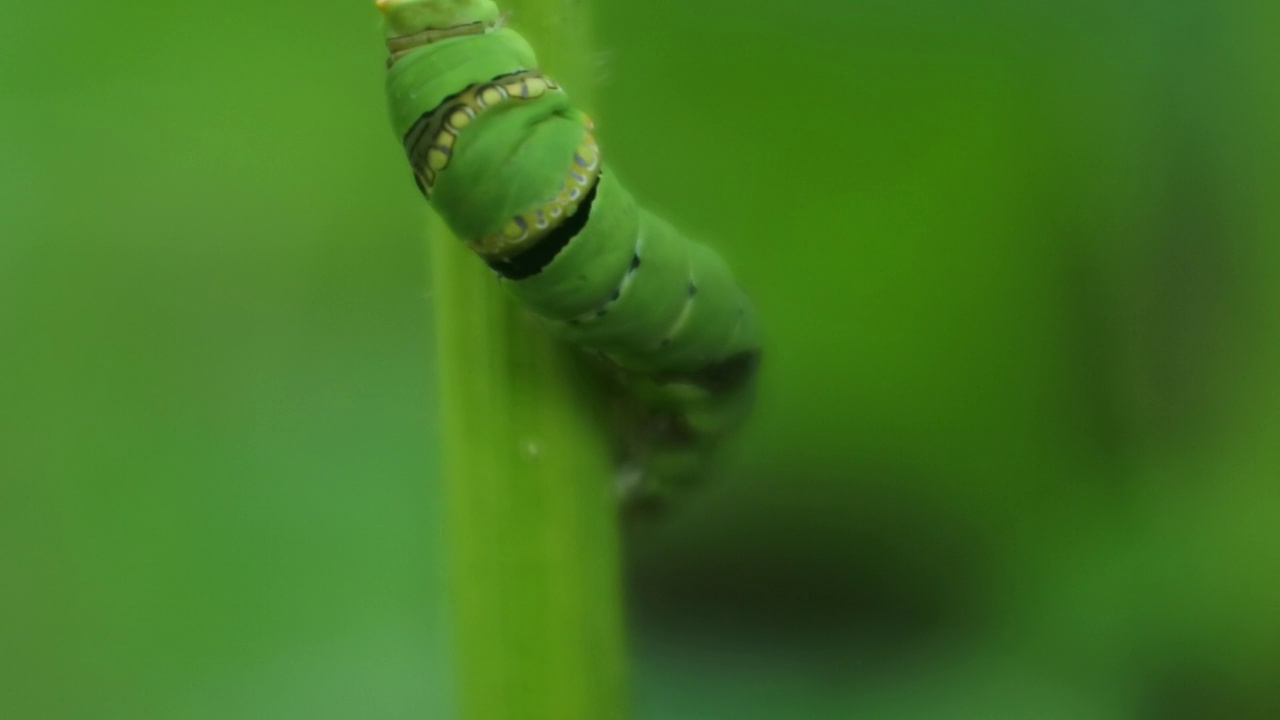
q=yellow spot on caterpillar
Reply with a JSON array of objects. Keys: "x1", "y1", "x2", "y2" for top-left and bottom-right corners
[
  {"x1": 524, "y1": 78, "x2": 548, "y2": 97},
  {"x1": 436, "y1": 131, "x2": 456, "y2": 149},
  {"x1": 502, "y1": 219, "x2": 526, "y2": 240},
  {"x1": 480, "y1": 86, "x2": 505, "y2": 107},
  {"x1": 448, "y1": 109, "x2": 473, "y2": 129},
  {"x1": 427, "y1": 148, "x2": 449, "y2": 171}
]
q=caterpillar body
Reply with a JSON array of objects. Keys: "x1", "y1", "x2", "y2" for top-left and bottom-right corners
[{"x1": 378, "y1": 0, "x2": 761, "y2": 511}]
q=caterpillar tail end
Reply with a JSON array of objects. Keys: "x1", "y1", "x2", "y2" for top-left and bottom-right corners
[
  {"x1": 614, "y1": 433, "x2": 730, "y2": 525},
  {"x1": 615, "y1": 464, "x2": 673, "y2": 526}
]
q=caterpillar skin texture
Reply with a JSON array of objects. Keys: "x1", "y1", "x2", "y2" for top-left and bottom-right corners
[{"x1": 379, "y1": 0, "x2": 760, "y2": 508}]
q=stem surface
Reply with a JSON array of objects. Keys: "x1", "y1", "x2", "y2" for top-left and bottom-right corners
[{"x1": 430, "y1": 1, "x2": 628, "y2": 718}]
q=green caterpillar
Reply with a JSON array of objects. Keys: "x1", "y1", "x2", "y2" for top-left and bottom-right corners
[{"x1": 378, "y1": 0, "x2": 760, "y2": 512}]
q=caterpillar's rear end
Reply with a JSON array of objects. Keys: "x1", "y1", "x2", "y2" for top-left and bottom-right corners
[{"x1": 380, "y1": 0, "x2": 760, "y2": 513}]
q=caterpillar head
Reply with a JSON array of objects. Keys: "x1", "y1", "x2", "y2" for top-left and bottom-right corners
[{"x1": 377, "y1": 0, "x2": 502, "y2": 38}]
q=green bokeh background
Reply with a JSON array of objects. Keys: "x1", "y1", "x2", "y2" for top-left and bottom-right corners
[{"x1": 4, "y1": 0, "x2": 1278, "y2": 718}]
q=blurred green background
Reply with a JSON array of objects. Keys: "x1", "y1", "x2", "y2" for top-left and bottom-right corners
[{"x1": 4, "y1": 0, "x2": 1279, "y2": 718}]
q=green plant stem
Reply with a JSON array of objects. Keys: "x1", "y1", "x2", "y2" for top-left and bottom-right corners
[{"x1": 431, "y1": 1, "x2": 628, "y2": 718}]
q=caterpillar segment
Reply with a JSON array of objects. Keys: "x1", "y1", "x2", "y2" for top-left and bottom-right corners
[{"x1": 380, "y1": 0, "x2": 761, "y2": 509}]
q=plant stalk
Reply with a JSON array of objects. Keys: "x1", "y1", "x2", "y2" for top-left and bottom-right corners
[{"x1": 430, "y1": 1, "x2": 628, "y2": 718}]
